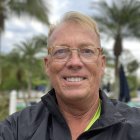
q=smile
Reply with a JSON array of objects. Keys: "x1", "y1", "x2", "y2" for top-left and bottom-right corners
[{"x1": 64, "y1": 77, "x2": 86, "y2": 82}]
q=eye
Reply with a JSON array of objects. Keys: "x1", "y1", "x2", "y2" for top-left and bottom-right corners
[
  {"x1": 80, "y1": 48, "x2": 96, "y2": 57},
  {"x1": 52, "y1": 47, "x2": 69, "y2": 58}
]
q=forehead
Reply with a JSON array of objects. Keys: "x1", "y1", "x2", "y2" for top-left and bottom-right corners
[{"x1": 48, "y1": 22, "x2": 100, "y2": 47}]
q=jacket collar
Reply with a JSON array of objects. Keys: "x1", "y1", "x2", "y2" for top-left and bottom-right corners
[
  {"x1": 41, "y1": 89, "x2": 67, "y2": 125},
  {"x1": 41, "y1": 89, "x2": 125, "y2": 130},
  {"x1": 91, "y1": 90, "x2": 125, "y2": 130}
]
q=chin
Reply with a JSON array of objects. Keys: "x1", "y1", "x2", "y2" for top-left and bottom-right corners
[{"x1": 61, "y1": 88, "x2": 89, "y2": 100}]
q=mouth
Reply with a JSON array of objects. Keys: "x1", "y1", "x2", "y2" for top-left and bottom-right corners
[{"x1": 63, "y1": 77, "x2": 86, "y2": 82}]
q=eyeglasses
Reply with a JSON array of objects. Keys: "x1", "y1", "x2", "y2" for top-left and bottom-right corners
[{"x1": 48, "y1": 45, "x2": 103, "y2": 63}]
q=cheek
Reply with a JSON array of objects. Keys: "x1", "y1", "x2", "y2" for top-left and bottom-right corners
[
  {"x1": 47, "y1": 62, "x2": 64, "y2": 78},
  {"x1": 47, "y1": 62, "x2": 66, "y2": 90},
  {"x1": 52, "y1": 63, "x2": 63, "y2": 72},
  {"x1": 87, "y1": 63, "x2": 103, "y2": 82},
  {"x1": 86, "y1": 63, "x2": 99, "y2": 75}
]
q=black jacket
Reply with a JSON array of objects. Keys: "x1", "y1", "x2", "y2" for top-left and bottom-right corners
[{"x1": 0, "y1": 89, "x2": 140, "y2": 140}]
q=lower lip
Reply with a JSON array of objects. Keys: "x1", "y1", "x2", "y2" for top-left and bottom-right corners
[{"x1": 63, "y1": 78, "x2": 85, "y2": 86}]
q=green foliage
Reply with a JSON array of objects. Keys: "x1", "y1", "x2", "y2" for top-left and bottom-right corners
[
  {"x1": 130, "y1": 90, "x2": 137, "y2": 98},
  {"x1": 0, "y1": 0, "x2": 50, "y2": 31},
  {"x1": 91, "y1": 0, "x2": 140, "y2": 38},
  {"x1": 127, "y1": 60, "x2": 139, "y2": 73},
  {"x1": 9, "y1": 0, "x2": 50, "y2": 24},
  {"x1": 0, "y1": 35, "x2": 49, "y2": 91},
  {"x1": 127, "y1": 75, "x2": 137, "y2": 91},
  {"x1": 0, "y1": 93, "x2": 9, "y2": 121}
]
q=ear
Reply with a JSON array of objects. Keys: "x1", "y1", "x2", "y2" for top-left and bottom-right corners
[{"x1": 44, "y1": 56, "x2": 50, "y2": 76}]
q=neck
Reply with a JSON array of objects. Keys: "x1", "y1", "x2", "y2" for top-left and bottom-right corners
[
  {"x1": 59, "y1": 97, "x2": 99, "y2": 117},
  {"x1": 57, "y1": 94, "x2": 100, "y2": 140}
]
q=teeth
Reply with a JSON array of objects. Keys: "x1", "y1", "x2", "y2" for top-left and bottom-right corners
[{"x1": 66, "y1": 77, "x2": 84, "y2": 82}]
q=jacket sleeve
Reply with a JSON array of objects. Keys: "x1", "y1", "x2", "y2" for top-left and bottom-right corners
[{"x1": 0, "y1": 113, "x2": 19, "y2": 140}]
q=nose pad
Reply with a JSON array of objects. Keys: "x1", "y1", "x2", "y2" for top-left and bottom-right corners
[
  {"x1": 66, "y1": 51, "x2": 83, "y2": 70},
  {"x1": 70, "y1": 50, "x2": 82, "y2": 62}
]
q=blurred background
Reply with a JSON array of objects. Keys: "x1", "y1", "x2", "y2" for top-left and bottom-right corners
[{"x1": 0, "y1": 0, "x2": 140, "y2": 120}]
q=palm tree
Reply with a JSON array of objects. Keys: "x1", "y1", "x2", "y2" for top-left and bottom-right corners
[
  {"x1": 91, "y1": 0, "x2": 140, "y2": 77},
  {"x1": 91, "y1": 0, "x2": 140, "y2": 98},
  {"x1": 15, "y1": 35, "x2": 47, "y2": 98},
  {"x1": 0, "y1": 0, "x2": 50, "y2": 52},
  {"x1": 6, "y1": 51, "x2": 25, "y2": 89},
  {"x1": 0, "y1": 0, "x2": 50, "y2": 84},
  {"x1": 0, "y1": 34, "x2": 48, "y2": 106}
]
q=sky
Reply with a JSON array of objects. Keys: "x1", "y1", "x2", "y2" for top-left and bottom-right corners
[{"x1": 1, "y1": 0, "x2": 140, "y2": 64}]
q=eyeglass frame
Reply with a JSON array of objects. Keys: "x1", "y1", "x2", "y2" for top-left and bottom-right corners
[{"x1": 47, "y1": 45, "x2": 103, "y2": 63}]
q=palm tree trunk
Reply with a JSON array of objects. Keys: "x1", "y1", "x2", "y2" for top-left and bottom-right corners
[
  {"x1": 113, "y1": 34, "x2": 123, "y2": 99},
  {"x1": 113, "y1": 34, "x2": 122, "y2": 72},
  {"x1": 0, "y1": 32, "x2": 2, "y2": 85},
  {"x1": 113, "y1": 55, "x2": 120, "y2": 99}
]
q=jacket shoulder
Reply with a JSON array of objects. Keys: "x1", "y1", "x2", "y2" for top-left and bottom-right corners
[
  {"x1": 0, "y1": 101, "x2": 49, "y2": 139},
  {"x1": 111, "y1": 99, "x2": 140, "y2": 121}
]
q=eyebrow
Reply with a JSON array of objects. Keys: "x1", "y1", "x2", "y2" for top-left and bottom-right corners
[
  {"x1": 79, "y1": 43, "x2": 96, "y2": 47},
  {"x1": 51, "y1": 43, "x2": 96, "y2": 48}
]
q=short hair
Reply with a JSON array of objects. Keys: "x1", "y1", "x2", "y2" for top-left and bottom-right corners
[{"x1": 47, "y1": 11, "x2": 100, "y2": 46}]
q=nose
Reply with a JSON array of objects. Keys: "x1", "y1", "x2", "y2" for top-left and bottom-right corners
[{"x1": 66, "y1": 51, "x2": 83, "y2": 70}]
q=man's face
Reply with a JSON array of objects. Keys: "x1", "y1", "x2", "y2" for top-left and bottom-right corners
[{"x1": 45, "y1": 22, "x2": 106, "y2": 103}]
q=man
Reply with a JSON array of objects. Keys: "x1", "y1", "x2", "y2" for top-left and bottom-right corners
[{"x1": 0, "y1": 11, "x2": 140, "y2": 140}]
